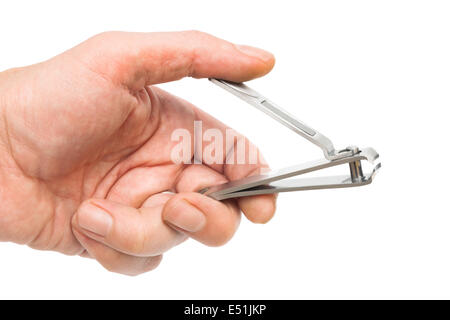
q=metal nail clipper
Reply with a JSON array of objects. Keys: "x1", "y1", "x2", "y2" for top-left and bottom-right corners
[{"x1": 198, "y1": 79, "x2": 381, "y2": 201}]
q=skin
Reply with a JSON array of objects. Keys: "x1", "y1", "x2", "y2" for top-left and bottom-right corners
[{"x1": 0, "y1": 31, "x2": 277, "y2": 276}]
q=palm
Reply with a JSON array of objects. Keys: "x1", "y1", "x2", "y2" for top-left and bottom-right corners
[{"x1": 2, "y1": 59, "x2": 198, "y2": 254}]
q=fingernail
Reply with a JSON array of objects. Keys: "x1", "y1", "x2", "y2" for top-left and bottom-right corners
[
  {"x1": 77, "y1": 202, "x2": 113, "y2": 237},
  {"x1": 235, "y1": 44, "x2": 274, "y2": 63},
  {"x1": 166, "y1": 200, "x2": 206, "y2": 233}
]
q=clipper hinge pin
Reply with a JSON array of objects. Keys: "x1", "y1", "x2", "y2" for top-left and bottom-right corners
[{"x1": 346, "y1": 146, "x2": 364, "y2": 182}]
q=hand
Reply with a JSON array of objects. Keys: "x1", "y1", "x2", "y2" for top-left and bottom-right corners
[{"x1": 0, "y1": 31, "x2": 276, "y2": 275}]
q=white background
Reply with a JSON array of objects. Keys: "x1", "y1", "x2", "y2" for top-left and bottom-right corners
[{"x1": 1, "y1": 0, "x2": 449, "y2": 299}]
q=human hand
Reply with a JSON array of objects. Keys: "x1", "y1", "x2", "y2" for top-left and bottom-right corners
[{"x1": 0, "y1": 31, "x2": 276, "y2": 275}]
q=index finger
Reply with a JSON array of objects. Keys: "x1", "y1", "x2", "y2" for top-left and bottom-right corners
[{"x1": 193, "y1": 104, "x2": 277, "y2": 224}]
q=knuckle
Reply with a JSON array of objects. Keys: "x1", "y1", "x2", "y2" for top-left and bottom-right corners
[
  {"x1": 86, "y1": 32, "x2": 126, "y2": 53},
  {"x1": 123, "y1": 222, "x2": 153, "y2": 256},
  {"x1": 182, "y1": 30, "x2": 215, "y2": 45},
  {"x1": 184, "y1": 29, "x2": 207, "y2": 38},
  {"x1": 92, "y1": 31, "x2": 121, "y2": 41},
  {"x1": 126, "y1": 231, "x2": 148, "y2": 256}
]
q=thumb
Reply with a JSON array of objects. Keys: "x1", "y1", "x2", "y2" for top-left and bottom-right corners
[
  {"x1": 70, "y1": 30, "x2": 275, "y2": 90},
  {"x1": 72, "y1": 196, "x2": 186, "y2": 257}
]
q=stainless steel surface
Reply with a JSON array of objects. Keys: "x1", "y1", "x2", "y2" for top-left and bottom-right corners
[
  {"x1": 199, "y1": 148, "x2": 380, "y2": 200},
  {"x1": 209, "y1": 78, "x2": 347, "y2": 160},
  {"x1": 347, "y1": 146, "x2": 364, "y2": 182},
  {"x1": 201, "y1": 170, "x2": 378, "y2": 200},
  {"x1": 203, "y1": 78, "x2": 381, "y2": 200}
]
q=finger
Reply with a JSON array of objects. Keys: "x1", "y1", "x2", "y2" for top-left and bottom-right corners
[
  {"x1": 237, "y1": 194, "x2": 277, "y2": 224},
  {"x1": 72, "y1": 196, "x2": 187, "y2": 257},
  {"x1": 73, "y1": 30, "x2": 275, "y2": 89},
  {"x1": 154, "y1": 91, "x2": 277, "y2": 223},
  {"x1": 225, "y1": 160, "x2": 277, "y2": 224},
  {"x1": 73, "y1": 228, "x2": 162, "y2": 276},
  {"x1": 170, "y1": 164, "x2": 241, "y2": 247},
  {"x1": 106, "y1": 164, "x2": 182, "y2": 207},
  {"x1": 175, "y1": 164, "x2": 228, "y2": 193},
  {"x1": 162, "y1": 192, "x2": 240, "y2": 247},
  {"x1": 194, "y1": 106, "x2": 277, "y2": 223}
]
